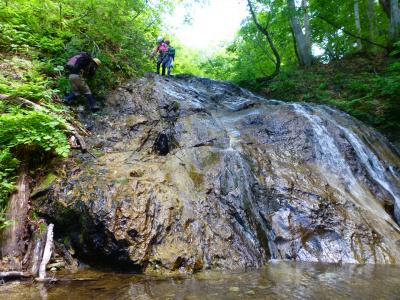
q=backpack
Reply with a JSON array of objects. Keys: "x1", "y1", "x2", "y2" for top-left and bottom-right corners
[
  {"x1": 65, "y1": 52, "x2": 90, "y2": 72},
  {"x1": 168, "y1": 47, "x2": 175, "y2": 57}
]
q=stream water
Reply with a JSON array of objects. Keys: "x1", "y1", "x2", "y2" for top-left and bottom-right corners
[{"x1": 2, "y1": 262, "x2": 400, "y2": 299}]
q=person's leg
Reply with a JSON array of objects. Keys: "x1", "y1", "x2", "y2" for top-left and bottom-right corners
[
  {"x1": 161, "y1": 54, "x2": 168, "y2": 76},
  {"x1": 157, "y1": 62, "x2": 161, "y2": 74},
  {"x1": 167, "y1": 57, "x2": 173, "y2": 76},
  {"x1": 156, "y1": 55, "x2": 162, "y2": 74},
  {"x1": 73, "y1": 75, "x2": 98, "y2": 112},
  {"x1": 84, "y1": 94, "x2": 99, "y2": 112},
  {"x1": 64, "y1": 92, "x2": 76, "y2": 104},
  {"x1": 65, "y1": 74, "x2": 81, "y2": 104}
]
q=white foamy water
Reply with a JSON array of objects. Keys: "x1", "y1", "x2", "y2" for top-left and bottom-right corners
[
  {"x1": 292, "y1": 104, "x2": 395, "y2": 222},
  {"x1": 318, "y1": 107, "x2": 400, "y2": 222}
]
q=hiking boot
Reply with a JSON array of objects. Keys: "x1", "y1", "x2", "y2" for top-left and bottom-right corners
[
  {"x1": 64, "y1": 93, "x2": 76, "y2": 105},
  {"x1": 91, "y1": 105, "x2": 100, "y2": 113},
  {"x1": 85, "y1": 94, "x2": 100, "y2": 113}
]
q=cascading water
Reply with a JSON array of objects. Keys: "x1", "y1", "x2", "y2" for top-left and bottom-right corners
[
  {"x1": 318, "y1": 106, "x2": 400, "y2": 223},
  {"x1": 36, "y1": 74, "x2": 400, "y2": 271},
  {"x1": 291, "y1": 103, "x2": 397, "y2": 225}
]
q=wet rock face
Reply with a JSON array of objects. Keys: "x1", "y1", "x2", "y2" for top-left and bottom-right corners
[{"x1": 40, "y1": 74, "x2": 400, "y2": 273}]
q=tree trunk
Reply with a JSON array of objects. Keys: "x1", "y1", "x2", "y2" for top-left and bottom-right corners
[
  {"x1": 368, "y1": 0, "x2": 377, "y2": 41},
  {"x1": 1, "y1": 170, "x2": 30, "y2": 270},
  {"x1": 287, "y1": 0, "x2": 312, "y2": 67},
  {"x1": 290, "y1": 26, "x2": 301, "y2": 63},
  {"x1": 354, "y1": 0, "x2": 362, "y2": 50},
  {"x1": 390, "y1": 0, "x2": 400, "y2": 42},
  {"x1": 380, "y1": 0, "x2": 391, "y2": 17},
  {"x1": 302, "y1": 0, "x2": 312, "y2": 58}
]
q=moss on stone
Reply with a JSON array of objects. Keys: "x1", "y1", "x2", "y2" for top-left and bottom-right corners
[{"x1": 31, "y1": 172, "x2": 58, "y2": 198}]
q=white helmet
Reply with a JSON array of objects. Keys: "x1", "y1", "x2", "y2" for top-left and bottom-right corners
[{"x1": 157, "y1": 36, "x2": 163, "y2": 43}]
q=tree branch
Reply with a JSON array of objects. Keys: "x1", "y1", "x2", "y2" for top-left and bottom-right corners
[
  {"x1": 247, "y1": 0, "x2": 281, "y2": 80},
  {"x1": 316, "y1": 14, "x2": 389, "y2": 50}
]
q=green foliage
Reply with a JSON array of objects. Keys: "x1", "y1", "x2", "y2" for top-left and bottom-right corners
[
  {"x1": 0, "y1": 0, "x2": 179, "y2": 229},
  {"x1": 0, "y1": 110, "x2": 70, "y2": 157},
  {"x1": 165, "y1": 40, "x2": 205, "y2": 76},
  {"x1": 0, "y1": 0, "x2": 174, "y2": 96},
  {"x1": 0, "y1": 105, "x2": 70, "y2": 228},
  {"x1": 265, "y1": 55, "x2": 400, "y2": 143},
  {"x1": 199, "y1": 50, "x2": 236, "y2": 81},
  {"x1": 0, "y1": 59, "x2": 53, "y2": 101},
  {"x1": 194, "y1": 1, "x2": 398, "y2": 145}
]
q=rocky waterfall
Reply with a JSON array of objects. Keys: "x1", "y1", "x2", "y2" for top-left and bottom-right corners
[{"x1": 34, "y1": 74, "x2": 400, "y2": 274}]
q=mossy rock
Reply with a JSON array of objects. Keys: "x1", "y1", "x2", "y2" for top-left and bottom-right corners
[{"x1": 31, "y1": 173, "x2": 58, "y2": 198}]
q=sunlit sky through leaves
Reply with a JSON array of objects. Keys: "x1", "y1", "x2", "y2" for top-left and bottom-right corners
[{"x1": 165, "y1": 0, "x2": 248, "y2": 52}]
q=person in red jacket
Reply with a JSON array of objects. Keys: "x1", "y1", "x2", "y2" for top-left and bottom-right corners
[{"x1": 151, "y1": 36, "x2": 169, "y2": 76}]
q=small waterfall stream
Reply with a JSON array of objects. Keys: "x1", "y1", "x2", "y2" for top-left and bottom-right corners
[
  {"x1": 292, "y1": 103, "x2": 399, "y2": 225},
  {"x1": 319, "y1": 106, "x2": 400, "y2": 223}
]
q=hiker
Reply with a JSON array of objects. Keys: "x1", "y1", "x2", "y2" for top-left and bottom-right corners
[
  {"x1": 165, "y1": 40, "x2": 175, "y2": 76},
  {"x1": 150, "y1": 36, "x2": 169, "y2": 76},
  {"x1": 64, "y1": 52, "x2": 101, "y2": 112}
]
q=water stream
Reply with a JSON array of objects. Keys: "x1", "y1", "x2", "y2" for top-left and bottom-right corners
[
  {"x1": 292, "y1": 103, "x2": 398, "y2": 224},
  {"x1": 2, "y1": 262, "x2": 400, "y2": 299}
]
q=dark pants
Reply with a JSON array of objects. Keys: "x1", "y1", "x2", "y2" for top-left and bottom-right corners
[
  {"x1": 157, "y1": 53, "x2": 169, "y2": 76},
  {"x1": 64, "y1": 93, "x2": 98, "y2": 112}
]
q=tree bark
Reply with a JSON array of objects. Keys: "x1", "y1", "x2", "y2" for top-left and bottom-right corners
[
  {"x1": 354, "y1": 0, "x2": 363, "y2": 50},
  {"x1": 390, "y1": 0, "x2": 400, "y2": 42},
  {"x1": 287, "y1": 0, "x2": 312, "y2": 67},
  {"x1": 368, "y1": 0, "x2": 377, "y2": 41},
  {"x1": 1, "y1": 169, "x2": 30, "y2": 270},
  {"x1": 380, "y1": 0, "x2": 391, "y2": 17},
  {"x1": 290, "y1": 26, "x2": 301, "y2": 63},
  {"x1": 247, "y1": 0, "x2": 281, "y2": 80},
  {"x1": 302, "y1": 0, "x2": 312, "y2": 58}
]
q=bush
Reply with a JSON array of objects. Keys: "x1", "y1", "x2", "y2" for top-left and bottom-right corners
[{"x1": 0, "y1": 106, "x2": 70, "y2": 227}]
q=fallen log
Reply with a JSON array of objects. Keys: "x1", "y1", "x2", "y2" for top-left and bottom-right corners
[{"x1": 0, "y1": 271, "x2": 31, "y2": 279}]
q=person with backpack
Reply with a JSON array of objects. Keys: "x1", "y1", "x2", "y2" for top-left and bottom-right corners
[
  {"x1": 165, "y1": 40, "x2": 175, "y2": 76},
  {"x1": 63, "y1": 52, "x2": 101, "y2": 112},
  {"x1": 150, "y1": 36, "x2": 169, "y2": 76}
]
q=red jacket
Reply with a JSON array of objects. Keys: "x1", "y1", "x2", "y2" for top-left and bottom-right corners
[{"x1": 155, "y1": 42, "x2": 168, "y2": 54}]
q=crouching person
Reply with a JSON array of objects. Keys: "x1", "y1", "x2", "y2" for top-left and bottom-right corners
[{"x1": 64, "y1": 52, "x2": 101, "y2": 112}]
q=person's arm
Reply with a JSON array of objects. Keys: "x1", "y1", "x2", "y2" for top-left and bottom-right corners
[{"x1": 150, "y1": 45, "x2": 160, "y2": 58}]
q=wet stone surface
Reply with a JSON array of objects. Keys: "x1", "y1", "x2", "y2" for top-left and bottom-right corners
[{"x1": 37, "y1": 74, "x2": 400, "y2": 273}]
